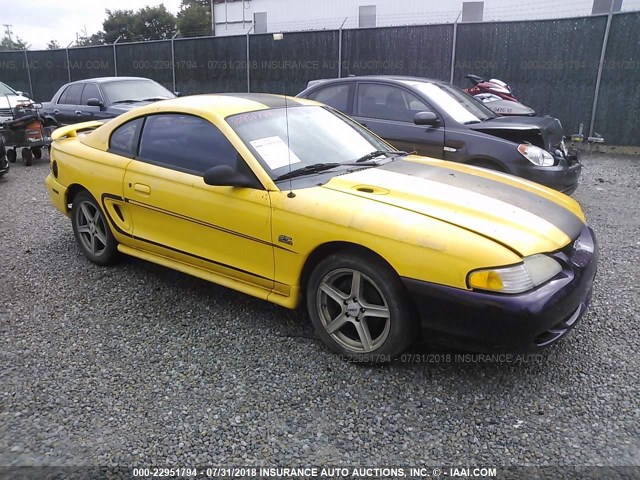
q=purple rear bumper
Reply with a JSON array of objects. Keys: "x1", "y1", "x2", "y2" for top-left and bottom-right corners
[{"x1": 402, "y1": 226, "x2": 598, "y2": 352}]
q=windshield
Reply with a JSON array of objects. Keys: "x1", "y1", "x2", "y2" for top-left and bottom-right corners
[
  {"x1": 102, "y1": 80, "x2": 175, "y2": 104},
  {"x1": 407, "y1": 81, "x2": 496, "y2": 124},
  {"x1": 227, "y1": 105, "x2": 393, "y2": 179},
  {"x1": 0, "y1": 82, "x2": 17, "y2": 96}
]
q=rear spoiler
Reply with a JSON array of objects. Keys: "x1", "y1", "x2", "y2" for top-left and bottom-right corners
[{"x1": 51, "y1": 121, "x2": 105, "y2": 141}]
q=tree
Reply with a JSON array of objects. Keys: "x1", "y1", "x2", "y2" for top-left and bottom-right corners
[
  {"x1": 76, "y1": 32, "x2": 106, "y2": 47},
  {"x1": 177, "y1": 0, "x2": 212, "y2": 37},
  {"x1": 46, "y1": 39, "x2": 61, "y2": 50},
  {"x1": 102, "y1": 9, "x2": 137, "y2": 43},
  {"x1": 70, "y1": 4, "x2": 179, "y2": 46},
  {"x1": 0, "y1": 35, "x2": 30, "y2": 51},
  {"x1": 133, "y1": 5, "x2": 177, "y2": 40},
  {"x1": 100, "y1": 6, "x2": 176, "y2": 43}
]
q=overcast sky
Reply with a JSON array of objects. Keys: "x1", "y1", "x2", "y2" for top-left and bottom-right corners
[{"x1": 2, "y1": 0, "x2": 183, "y2": 50}]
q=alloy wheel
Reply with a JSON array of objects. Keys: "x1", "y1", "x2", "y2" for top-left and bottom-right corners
[
  {"x1": 316, "y1": 268, "x2": 391, "y2": 353},
  {"x1": 75, "y1": 200, "x2": 109, "y2": 257}
]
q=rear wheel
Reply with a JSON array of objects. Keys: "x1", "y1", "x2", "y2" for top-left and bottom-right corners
[
  {"x1": 71, "y1": 191, "x2": 118, "y2": 265},
  {"x1": 7, "y1": 149, "x2": 16, "y2": 163},
  {"x1": 22, "y1": 148, "x2": 33, "y2": 166},
  {"x1": 306, "y1": 251, "x2": 417, "y2": 362}
]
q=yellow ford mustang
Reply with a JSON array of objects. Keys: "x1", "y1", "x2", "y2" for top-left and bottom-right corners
[{"x1": 45, "y1": 94, "x2": 598, "y2": 362}]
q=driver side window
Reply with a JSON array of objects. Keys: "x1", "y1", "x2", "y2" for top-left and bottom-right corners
[
  {"x1": 357, "y1": 83, "x2": 431, "y2": 123},
  {"x1": 137, "y1": 114, "x2": 243, "y2": 175}
]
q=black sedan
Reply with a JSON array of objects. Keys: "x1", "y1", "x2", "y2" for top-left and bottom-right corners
[
  {"x1": 298, "y1": 76, "x2": 581, "y2": 194},
  {"x1": 41, "y1": 77, "x2": 175, "y2": 126}
]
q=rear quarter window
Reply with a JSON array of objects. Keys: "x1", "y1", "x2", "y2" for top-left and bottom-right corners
[
  {"x1": 59, "y1": 83, "x2": 84, "y2": 105},
  {"x1": 109, "y1": 118, "x2": 144, "y2": 157}
]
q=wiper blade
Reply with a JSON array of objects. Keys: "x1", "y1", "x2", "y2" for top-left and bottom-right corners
[
  {"x1": 392, "y1": 150, "x2": 412, "y2": 157},
  {"x1": 111, "y1": 99, "x2": 138, "y2": 104},
  {"x1": 354, "y1": 150, "x2": 410, "y2": 163},
  {"x1": 354, "y1": 150, "x2": 389, "y2": 163},
  {"x1": 138, "y1": 97, "x2": 170, "y2": 102},
  {"x1": 275, "y1": 163, "x2": 340, "y2": 181}
]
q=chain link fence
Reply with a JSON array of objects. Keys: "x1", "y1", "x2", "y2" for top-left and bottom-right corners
[{"x1": 1, "y1": 10, "x2": 638, "y2": 145}]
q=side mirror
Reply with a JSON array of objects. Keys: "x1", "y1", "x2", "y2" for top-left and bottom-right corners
[
  {"x1": 87, "y1": 98, "x2": 104, "y2": 108},
  {"x1": 16, "y1": 91, "x2": 30, "y2": 98},
  {"x1": 174, "y1": 91, "x2": 180, "y2": 97},
  {"x1": 414, "y1": 111, "x2": 439, "y2": 126},
  {"x1": 203, "y1": 164, "x2": 259, "y2": 188}
]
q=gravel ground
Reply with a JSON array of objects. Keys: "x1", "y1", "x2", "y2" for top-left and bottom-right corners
[{"x1": 0, "y1": 152, "x2": 638, "y2": 471}]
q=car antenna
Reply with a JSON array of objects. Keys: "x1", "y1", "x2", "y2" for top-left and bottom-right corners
[
  {"x1": 274, "y1": 32, "x2": 296, "y2": 198},
  {"x1": 284, "y1": 94, "x2": 295, "y2": 198}
]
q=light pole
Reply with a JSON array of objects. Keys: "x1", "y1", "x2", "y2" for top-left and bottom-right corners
[{"x1": 210, "y1": 0, "x2": 215, "y2": 36}]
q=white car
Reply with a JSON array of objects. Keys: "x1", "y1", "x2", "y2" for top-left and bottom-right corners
[{"x1": 0, "y1": 82, "x2": 32, "y2": 123}]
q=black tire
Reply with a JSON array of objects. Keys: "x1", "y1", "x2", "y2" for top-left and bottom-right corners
[
  {"x1": 7, "y1": 149, "x2": 16, "y2": 164},
  {"x1": 306, "y1": 251, "x2": 417, "y2": 362},
  {"x1": 71, "y1": 191, "x2": 119, "y2": 265},
  {"x1": 31, "y1": 147, "x2": 42, "y2": 159},
  {"x1": 22, "y1": 148, "x2": 33, "y2": 166}
]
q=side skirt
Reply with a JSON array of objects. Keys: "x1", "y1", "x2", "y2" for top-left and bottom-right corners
[{"x1": 117, "y1": 244, "x2": 299, "y2": 309}]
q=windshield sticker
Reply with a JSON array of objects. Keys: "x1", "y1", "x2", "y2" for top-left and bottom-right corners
[{"x1": 250, "y1": 136, "x2": 302, "y2": 170}]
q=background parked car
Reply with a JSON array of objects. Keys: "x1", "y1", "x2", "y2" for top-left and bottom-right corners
[
  {"x1": 298, "y1": 76, "x2": 581, "y2": 194},
  {"x1": 41, "y1": 77, "x2": 176, "y2": 125},
  {"x1": 0, "y1": 81, "x2": 32, "y2": 124}
]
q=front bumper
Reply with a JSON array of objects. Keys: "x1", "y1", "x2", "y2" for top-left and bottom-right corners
[
  {"x1": 511, "y1": 153, "x2": 582, "y2": 195},
  {"x1": 403, "y1": 226, "x2": 598, "y2": 352}
]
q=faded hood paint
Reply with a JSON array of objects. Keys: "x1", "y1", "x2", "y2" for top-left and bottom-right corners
[{"x1": 321, "y1": 158, "x2": 584, "y2": 257}]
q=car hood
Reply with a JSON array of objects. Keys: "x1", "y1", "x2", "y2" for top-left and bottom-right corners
[
  {"x1": 468, "y1": 115, "x2": 564, "y2": 151},
  {"x1": 321, "y1": 157, "x2": 585, "y2": 256}
]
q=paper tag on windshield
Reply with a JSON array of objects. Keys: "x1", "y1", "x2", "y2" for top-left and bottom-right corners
[{"x1": 250, "y1": 136, "x2": 301, "y2": 170}]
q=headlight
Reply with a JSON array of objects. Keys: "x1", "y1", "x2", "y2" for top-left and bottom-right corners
[
  {"x1": 468, "y1": 254, "x2": 562, "y2": 294},
  {"x1": 517, "y1": 144, "x2": 554, "y2": 167}
]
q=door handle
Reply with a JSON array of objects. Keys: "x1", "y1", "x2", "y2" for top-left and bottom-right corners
[
  {"x1": 75, "y1": 110, "x2": 82, "y2": 115},
  {"x1": 133, "y1": 183, "x2": 151, "y2": 194},
  {"x1": 53, "y1": 109, "x2": 59, "y2": 114}
]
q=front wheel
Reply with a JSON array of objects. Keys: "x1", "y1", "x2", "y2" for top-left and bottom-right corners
[
  {"x1": 31, "y1": 147, "x2": 42, "y2": 159},
  {"x1": 22, "y1": 148, "x2": 33, "y2": 166},
  {"x1": 71, "y1": 191, "x2": 118, "y2": 265},
  {"x1": 7, "y1": 149, "x2": 16, "y2": 164},
  {"x1": 306, "y1": 251, "x2": 417, "y2": 362}
]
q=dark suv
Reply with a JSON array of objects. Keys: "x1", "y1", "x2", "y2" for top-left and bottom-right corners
[
  {"x1": 41, "y1": 77, "x2": 175, "y2": 126},
  {"x1": 298, "y1": 76, "x2": 581, "y2": 194}
]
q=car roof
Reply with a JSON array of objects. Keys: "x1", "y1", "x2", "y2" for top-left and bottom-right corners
[
  {"x1": 82, "y1": 93, "x2": 319, "y2": 151},
  {"x1": 150, "y1": 93, "x2": 317, "y2": 115},
  {"x1": 66, "y1": 77, "x2": 156, "y2": 84},
  {"x1": 305, "y1": 75, "x2": 445, "y2": 89}
]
